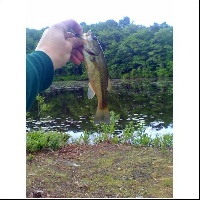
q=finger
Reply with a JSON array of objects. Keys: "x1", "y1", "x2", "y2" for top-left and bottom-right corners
[
  {"x1": 65, "y1": 32, "x2": 76, "y2": 40},
  {"x1": 70, "y1": 54, "x2": 82, "y2": 65},
  {"x1": 76, "y1": 46, "x2": 83, "y2": 54},
  {"x1": 67, "y1": 37, "x2": 83, "y2": 49},
  {"x1": 72, "y1": 48, "x2": 84, "y2": 61},
  {"x1": 65, "y1": 32, "x2": 75, "y2": 39},
  {"x1": 70, "y1": 49, "x2": 84, "y2": 65},
  {"x1": 59, "y1": 19, "x2": 83, "y2": 35}
]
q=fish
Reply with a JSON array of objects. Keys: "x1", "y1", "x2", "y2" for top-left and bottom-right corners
[{"x1": 80, "y1": 30, "x2": 111, "y2": 124}]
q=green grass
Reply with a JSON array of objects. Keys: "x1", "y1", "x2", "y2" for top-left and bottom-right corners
[
  {"x1": 26, "y1": 144, "x2": 173, "y2": 198},
  {"x1": 26, "y1": 130, "x2": 70, "y2": 153}
]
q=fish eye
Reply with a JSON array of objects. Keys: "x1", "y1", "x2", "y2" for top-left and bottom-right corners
[{"x1": 91, "y1": 33, "x2": 98, "y2": 41}]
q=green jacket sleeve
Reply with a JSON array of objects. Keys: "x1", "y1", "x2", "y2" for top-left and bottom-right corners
[{"x1": 26, "y1": 51, "x2": 54, "y2": 111}]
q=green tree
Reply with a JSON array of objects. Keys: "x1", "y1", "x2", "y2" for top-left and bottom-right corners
[
  {"x1": 119, "y1": 16, "x2": 130, "y2": 28},
  {"x1": 26, "y1": 18, "x2": 173, "y2": 80}
]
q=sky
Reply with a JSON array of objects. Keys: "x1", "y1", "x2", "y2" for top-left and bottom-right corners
[
  {"x1": 0, "y1": 0, "x2": 199, "y2": 198},
  {"x1": 26, "y1": 0, "x2": 174, "y2": 29}
]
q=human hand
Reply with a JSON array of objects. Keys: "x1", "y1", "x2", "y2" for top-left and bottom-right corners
[{"x1": 35, "y1": 19, "x2": 84, "y2": 70}]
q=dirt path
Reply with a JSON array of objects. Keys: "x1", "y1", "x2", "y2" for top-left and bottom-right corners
[{"x1": 26, "y1": 142, "x2": 173, "y2": 198}]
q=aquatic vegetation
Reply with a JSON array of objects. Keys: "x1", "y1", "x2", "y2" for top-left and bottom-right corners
[
  {"x1": 26, "y1": 111, "x2": 172, "y2": 153},
  {"x1": 78, "y1": 130, "x2": 91, "y2": 144}
]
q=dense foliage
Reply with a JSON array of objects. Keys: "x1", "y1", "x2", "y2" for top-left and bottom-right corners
[
  {"x1": 26, "y1": 17, "x2": 173, "y2": 80},
  {"x1": 26, "y1": 131, "x2": 70, "y2": 153}
]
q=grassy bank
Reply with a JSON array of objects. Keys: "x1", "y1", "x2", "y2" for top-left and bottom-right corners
[
  {"x1": 26, "y1": 113, "x2": 173, "y2": 198},
  {"x1": 26, "y1": 142, "x2": 172, "y2": 198}
]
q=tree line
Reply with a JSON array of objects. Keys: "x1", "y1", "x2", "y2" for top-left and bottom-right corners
[{"x1": 26, "y1": 16, "x2": 173, "y2": 80}]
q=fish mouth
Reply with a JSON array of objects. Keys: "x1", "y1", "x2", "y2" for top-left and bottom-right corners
[{"x1": 83, "y1": 48, "x2": 97, "y2": 56}]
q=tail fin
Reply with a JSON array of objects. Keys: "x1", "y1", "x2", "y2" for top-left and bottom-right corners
[{"x1": 94, "y1": 106, "x2": 110, "y2": 124}]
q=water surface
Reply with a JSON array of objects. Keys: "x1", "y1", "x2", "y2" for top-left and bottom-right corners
[{"x1": 26, "y1": 78, "x2": 173, "y2": 137}]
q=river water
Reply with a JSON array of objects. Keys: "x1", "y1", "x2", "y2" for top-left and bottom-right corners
[{"x1": 26, "y1": 78, "x2": 173, "y2": 139}]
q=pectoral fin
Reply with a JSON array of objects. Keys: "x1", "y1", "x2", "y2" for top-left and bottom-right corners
[{"x1": 88, "y1": 83, "x2": 95, "y2": 99}]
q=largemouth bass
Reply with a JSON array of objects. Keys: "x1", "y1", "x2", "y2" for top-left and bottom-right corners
[{"x1": 81, "y1": 30, "x2": 111, "y2": 124}]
